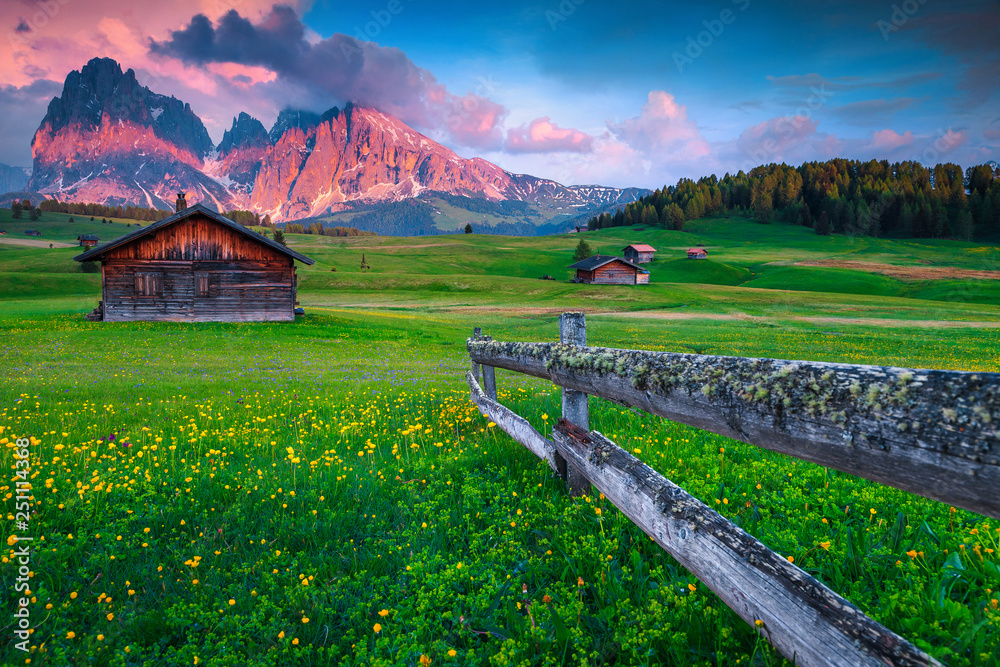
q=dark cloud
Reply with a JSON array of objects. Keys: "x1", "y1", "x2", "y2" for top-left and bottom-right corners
[
  {"x1": 730, "y1": 100, "x2": 764, "y2": 112},
  {"x1": 0, "y1": 78, "x2": 62, "y2": 166},
  {"x1": 831, "y1": 97, "x2": 922, "y2": 125},
  {"x1": 150, "y1": 5, "x2": 507, "y2": 149},
  {"x1": 766, "y1": 72, "x2": 941, "y2": 92},
  {"x1": 903, "y1": 7, "x2": 1000, "y2": 108},
  {"x1": 15, "y1": 19, "x2": 30, "y2": 33}
]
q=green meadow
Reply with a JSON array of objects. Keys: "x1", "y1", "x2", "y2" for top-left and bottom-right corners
[{"x1": 1, "y1": 213, "x2": 999, "y2": 665}]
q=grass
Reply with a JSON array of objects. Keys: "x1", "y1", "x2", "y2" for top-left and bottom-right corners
[{"x1": 1, "y1": 213, "x2": 999, "y2": 665}]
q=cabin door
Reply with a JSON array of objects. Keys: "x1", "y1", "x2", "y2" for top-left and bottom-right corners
[{"x1": 192, "y1": 270, "x2": 209, "y2": 318}]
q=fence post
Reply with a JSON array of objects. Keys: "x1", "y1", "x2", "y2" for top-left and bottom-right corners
[
  {"x1": 471, "y1": 327, "x2": 482, "y2": 383},
  {"x1": 558, "y1": 312, "x2": 589, "y2": 496},
  {"x1": 472, "y1": 326, "x2": 497, "y2": 400}
]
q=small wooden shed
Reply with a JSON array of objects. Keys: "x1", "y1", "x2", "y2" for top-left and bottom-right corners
[
  {"x1": 24, "y1": 230, "x2": 41, "y2": 237},
  {"x1": 687, "y1": 247, "x2": 708, "y2": 259},
  {"x1": 570, "y1": 255, "x2": 650, "y2": 285},
  {"x1": 73, "y1": 203, "x2": 314, "y2": 322},
  {"x1": 78, "y1": 234, "x2": 99, "y2": 248},
  {"x1": 623, "y1": 244, "x2": 656, "y2": 264}
]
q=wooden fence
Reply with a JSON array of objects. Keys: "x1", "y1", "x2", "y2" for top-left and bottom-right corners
[{"x1": 466, "y1": 312, "x2": 1000, "y2": 666}]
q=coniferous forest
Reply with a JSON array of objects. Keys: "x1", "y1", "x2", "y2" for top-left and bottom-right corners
[{"x1": 586, "y1": 160, "x2": 1000, "y2": 240}]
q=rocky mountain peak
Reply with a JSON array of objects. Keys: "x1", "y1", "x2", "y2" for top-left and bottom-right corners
[
  {"x1": 28, "y1": 57, "x2": 647, "y2": 229},
  {"x1": 34, "y1": 57, "x2": 213, "y2": 159},
  {"x1": 218, "y1": 112, "x2": 269, "y2": 156},
  {"x1": 268, "y1": 109, "x2": 322, "y2": 143}
]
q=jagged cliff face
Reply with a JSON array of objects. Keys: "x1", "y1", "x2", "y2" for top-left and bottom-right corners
[
  {"x1": 29, "y1": 58, "x2": 231, "y2": 210},
  {"x1": 208, "y1": 112, "x2": 270, "y2": 195},
  {"x1": 29, "y1": 58, "x2": 646, "y2": 224},
  {"x1": 250, "y1": 105, "x2": 525, "y2": 220}
]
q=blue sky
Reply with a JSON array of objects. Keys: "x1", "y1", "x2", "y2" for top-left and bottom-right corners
[{"x1": 1, "y1": 0, "x2": 997, "y2": 187}]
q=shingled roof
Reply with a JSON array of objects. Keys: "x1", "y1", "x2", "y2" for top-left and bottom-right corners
[
  {"x1": 73, "y1": 204, "x2": 314, "y2": 265},
  {"x1": 569, "y1": 255, "x2": 648, "y2": 272},
  {"x1": 624, "y1": 244, "x2": 656, "y2": 252}
]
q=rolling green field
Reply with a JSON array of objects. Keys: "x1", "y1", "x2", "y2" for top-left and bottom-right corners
[{"x1": 1, "y1": 214, "x2": 999, "y2": 666}]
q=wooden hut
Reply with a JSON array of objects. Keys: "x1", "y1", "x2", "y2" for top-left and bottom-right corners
[
  {"x1": 686, "y1": 247, "x2": 708, "y2": 259},
  {"x1": 623, "y1": 244, "x2": 656, "y2": 264},
  {"x1": 73, "y1": 203, "x2": 314, "y2": 322},
  {"x1": 24, "y1": 230, "x2": 41, "y2": 237},
  {"x1": 569, "y1": 255, "x2": 650, "y2": 285},
  {"x1": 78, "y1": 234, "x2": 99, "y2": 248}
]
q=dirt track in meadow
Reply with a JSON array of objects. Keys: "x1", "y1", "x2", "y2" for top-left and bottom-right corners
[
  {"x1": 0, "y1": 237, "x2": 75, "y2": 248},
  {"x1": 794, "y1": 259, "x2": 1000, "y2": 281},
  {"x1": 606, "y1": 310, "x2": 1000, "y2": 328}
]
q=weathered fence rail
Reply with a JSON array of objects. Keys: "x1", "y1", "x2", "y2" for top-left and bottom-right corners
[
  {"x1": 464, "y1": 312, "x2": 999, "y2": 666},
  {"x1": 468, "y1": 323, "x2": 1000, "y2": 519}
]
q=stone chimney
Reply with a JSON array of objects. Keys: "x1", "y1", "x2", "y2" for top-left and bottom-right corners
[{"x1": 175, "y1": 192, "x2": 187, "y2": 212}]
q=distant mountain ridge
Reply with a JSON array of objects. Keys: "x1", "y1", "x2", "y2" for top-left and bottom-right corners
[
  {"x1": 27, "y1": 58, "x2": 647, "y2": 231},
  {"x1": 0, "y1": 164, "x2": 30, "y2": 194}
]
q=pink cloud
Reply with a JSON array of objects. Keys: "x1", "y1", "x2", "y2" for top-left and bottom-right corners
[
  {"x1": 149, "y1": 6, "x2": 509, "y2": 150},
  {"x1": 207, "y1": 62, "x2": 278, "y2": 87},
  {"x1": 869, "y1": 129, "x2": 915, "y2": 151},
  {"x1": 607, "y1": 91, "x2": 710, "y2": 159},
  {"x1": 733, "y1": 115, "x2": 840, "y2": 167},
  {"x1": 504, "y1": 117, "x2": 594, "y2": 153}
]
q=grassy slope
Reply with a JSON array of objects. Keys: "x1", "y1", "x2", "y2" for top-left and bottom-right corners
[{"x1": 2, "y1": 214, "x2": 1000, "y2": 665}]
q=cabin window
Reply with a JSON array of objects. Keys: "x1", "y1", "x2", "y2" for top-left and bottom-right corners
[
  {"x1": 134, "y1": 272, "x2": 163, "y2": 297},
  {"x1": 195, "y1": 272, "x2": 210, "y2": 298}
]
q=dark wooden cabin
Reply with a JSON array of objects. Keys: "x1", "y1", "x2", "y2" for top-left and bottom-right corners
[
  {"x1": 24, "y1": 230, "x2": 41, "y2": 237},
  {"x1": 73, "y1": 203, "x2": 314, "y2": 322},
  {"x1": 569, "y1": 255, "x2": 650, "y2": 285},
  {"x1": 78, "y1": 234, "x2": 99, "y2": 248},
  {"x1": 623, "y1": 244, "x2": 656, "y2": 264},
  {"x1": 686, "y1": 247, "x2": 708, "y2": 259}
]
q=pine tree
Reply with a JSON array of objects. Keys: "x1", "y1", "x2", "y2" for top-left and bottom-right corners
[
  {"x1": 954, "y1": 210, "x2": 974, "y2": 241},
  {"x1": 273, "y1": 229, "x2": 287, "y2": 246},
  {"x1": 667, "y1": 203, "x2": 685, "y2": 231},
  {"x1": 11, "y1": 203, "x2": 21, "y2": 219},
  {"x1": 800, "y1": 204, "x2": 813, "y2": 228},
  {"x1": 573, "y1": 237, "x2": 593, "y2": 261},
  {"x1": 464, "y1": 223, "x2": 473, "y2": 234},
  {"x1": 814, "y1": 210, "x2": 831, "y2": 236}
]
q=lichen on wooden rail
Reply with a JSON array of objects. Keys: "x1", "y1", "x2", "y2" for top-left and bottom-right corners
[{"x1": 467, "y1": 338, "x2": 1000, "y2": 519}]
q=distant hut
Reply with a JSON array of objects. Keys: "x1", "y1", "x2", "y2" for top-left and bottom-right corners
[
  {"x1": 686, "y1": 247, "x2": 708, "y2": 259},
  {"x1": 569, "y1": 255, "x2": 650, "y2": 285},
  {"x1": 24, "y1": 230, "x2": 41, "y2": 237},
  {"x1": 73, "y1": 200, "x2": 314, "y2": 322},
  {"x1": 78, "y1": 234, "x2": 99, "y2": 248},
  {"x1": 623, "y1": 244, "x2": 656, "y2": 264}
]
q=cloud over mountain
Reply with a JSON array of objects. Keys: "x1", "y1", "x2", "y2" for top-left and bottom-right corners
[
  {"x1": 151, "y1": 6, "x2": 507, "y2": 150},
  {"x1": 505, "y1": 117, "x2": 593, "y2": 153}
]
